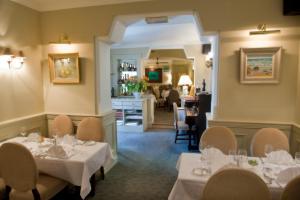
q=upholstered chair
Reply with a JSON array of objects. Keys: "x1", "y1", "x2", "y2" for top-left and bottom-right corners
[
  {"x1": 76, "y1": 117, "x2": 104, "y2": 142},
  {"x1": 76, "y1": 117, "x2": 105, "y2": 182},
  {"x1": 52, "y1": 115, "x2": 74, "y2": 137},
  {"x1": 173, "y1": 103, "x2": 191, "y2": 143},
  {"x1": 200, "y1": 126, "x2": 237, "y2": 154},
  {"x1": 0, "y1": 143, "x2": 67, "y2": 200},
  {"x1": 202, "y1": 168, "x2": 271, "y2": 200},
  {"x1": 281, "y1": 175, "x2": 300, "y2": 200},
  {"x1": 250, "y1": 128, "x2": 289, "y2": 157}
]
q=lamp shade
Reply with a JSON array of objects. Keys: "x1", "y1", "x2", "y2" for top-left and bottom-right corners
[{"x1": 178, "y1": 75, "x2": 192, "y2": 86}]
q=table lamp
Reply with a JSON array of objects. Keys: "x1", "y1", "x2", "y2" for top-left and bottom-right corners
[{"x1": 178, "y1": 75, "x2": 192, "y2": 96}]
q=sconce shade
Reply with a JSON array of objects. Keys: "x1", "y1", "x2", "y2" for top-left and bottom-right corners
[
  {"x1": 178, "y1": 75, "x2": 192, "y2": 86},
  {"x1": 1, "y1": 48, "x2": 13, "y2": 57}
]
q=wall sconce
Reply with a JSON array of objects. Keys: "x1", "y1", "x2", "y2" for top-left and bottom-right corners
[
  {"x1": 249, "y1": 24, "x2": 281, "y2": 35},
  {"x1": 205, "y1": 51, "x2": 213, "y2": 68},
  {"x1": 0, "y1": 48, "x2": 25, "y2": 70},
  {"x1": 11, "y1": 51, "x2": 25, "y2": 69},
  {"x1": 49, "y1": 34, "x2": 71, "y2": 44},
  {"x1": 0, "y1": 48, "x2": 13, "y2": 68}
]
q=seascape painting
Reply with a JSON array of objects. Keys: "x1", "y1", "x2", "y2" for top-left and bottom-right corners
[{"x1": 246, "y1": 54, "x2": 274, "y2": 79}]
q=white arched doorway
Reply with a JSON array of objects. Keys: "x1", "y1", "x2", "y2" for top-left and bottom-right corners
[{"x1": 95, "y1": 11, "x2": 219, "y2": 119}]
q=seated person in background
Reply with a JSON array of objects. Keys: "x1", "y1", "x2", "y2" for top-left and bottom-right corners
[{"x1": 167, "y1": 87, "x2": 180, "y2": 111}]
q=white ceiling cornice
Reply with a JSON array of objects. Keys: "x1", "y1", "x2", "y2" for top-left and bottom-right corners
[{"x1": 10, "y1": 0, "x2": 153, "y2": 11}]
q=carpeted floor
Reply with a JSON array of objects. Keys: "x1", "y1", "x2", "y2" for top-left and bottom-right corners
[
  {"x1": 90, "y1": 129, "x2": 187, "y2": 200},
  {"x1": 52, "y1": 128, "x2": 188, "y2": 200}
]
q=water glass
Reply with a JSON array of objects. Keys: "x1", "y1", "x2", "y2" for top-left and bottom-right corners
[
  {"x1": 19, "y1": 126, "x2": 27, "y2": 137},
  {"x1": 295, "y1": 152, "x2": 300, "y2": 164},
  {"x1": 264, "y1": 144, "x2": 273, "y2": 156},
  {"x1": 228, "y1": 149, "x2": 237, "y2": 164},
  {"x1": 237, "y1": 149, "x2": 247, "y2": 167}
]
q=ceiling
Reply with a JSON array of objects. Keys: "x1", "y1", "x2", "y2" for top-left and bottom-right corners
[
  {"x1": 112, "y1": 15, "x2": 201, "y2": 49},
  {"x1": 10, "y1": 0, "x2": 153, "y2": 11}
]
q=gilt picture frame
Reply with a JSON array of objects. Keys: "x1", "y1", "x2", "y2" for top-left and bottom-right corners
[
  {"x1": 48, "y1": 53, "x2": 80, "y2": 84},
  {"x1": 240, "y1": 47, "x2": 282, "y2": 84}
]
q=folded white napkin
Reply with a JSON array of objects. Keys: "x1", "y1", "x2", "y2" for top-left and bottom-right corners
[
  {"x1": 266, "y1": 150, "x2": 294, "y2": 165},
  {"x1": 276, "y1": 167, "x2": 300, "y2": 187},
  {"x1": 26, "y1": 132, "x2": 41, "y2": 142},
  {"x1": 46, "y1": 145, "x2": 73, "y2": 159},
  {"x1": 202, "y1": 147, "x2": 226, "y2": 160},
  {"x1": 61, "y1": 135, "x2": 75, "y2": 146}
]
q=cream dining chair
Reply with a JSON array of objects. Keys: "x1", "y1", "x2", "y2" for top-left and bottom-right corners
[
  {"x1": 281, "y1": 175, "x2": 300, "y2": 200},
  {"x1": 52, "y1": 114, "x2": 74, "y2": 137},
  {"x1": 200, "y1": 126, "x2": 237, "y2": 154},
  {"x1": 250, "y1": 128, "x2": 289, "y2": 157},
  {"x1": 0, "y1": 142, "x2": 67, "y2": 200},
  {"x1": 202, "y1": 168, "x2": 271, "y2": 200},
  {"x1": 76, "y1": 117, "x2": 105, "y2": 189},
  {"x1": 173, "y1": 102, "x2": 190, "y2": 143}
]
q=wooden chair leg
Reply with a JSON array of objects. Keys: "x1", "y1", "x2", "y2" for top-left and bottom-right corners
[
  {"x1": 100, "y1": 166, "x2": 105, "y2": 180},
  {"x1": 32, "y1": 188, "x2": 41, "y2": 200},
  {"x1": 3, "y1": 185, "x2": 11, "y2": 200}
]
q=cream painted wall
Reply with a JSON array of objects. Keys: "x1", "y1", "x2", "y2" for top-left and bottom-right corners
[
  {"x1": 43, "y1": 43, "x2": 96, "y2": 115},
  {"x1": 184, "y1": 44, "x2": 211, "y2": 92},
  {"x1": 217, "y1": 33, "x2": 299, "y2": 122},
  {"x1": 295, "y1": 41, "x2": 300, "y2": 124},
  {"x1": 40, "y1": 0, "x2": 300, "y2": 43},
  {"x1": 0, "y1": 0, "x2": 43, "y2": 122},
  {"x1": 37, "y1": 0, "x2": 300, "y2": 123}
]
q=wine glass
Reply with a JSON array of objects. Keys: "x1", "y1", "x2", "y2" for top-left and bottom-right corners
[
  {"x1": 228, "y1": 149, "x2": 237, "y2": 164},
  {"x1": 19, "y1": 126, "x2": 27, "y2": 137},
  {"x1": 237, "y1": 149, "x2": 247, "y2": 167},
  {"x1": 295, "y1": 152, "x2": 300, "y2": 164}
]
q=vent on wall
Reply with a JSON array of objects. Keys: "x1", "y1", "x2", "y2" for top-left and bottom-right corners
[{"x1": 145, "y1": 16, "x2": 168, "y2": 24}]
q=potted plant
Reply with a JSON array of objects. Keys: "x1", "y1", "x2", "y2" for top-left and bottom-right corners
[{"x1": 125, "y1": 76, "x2": 148, "y2": 98}]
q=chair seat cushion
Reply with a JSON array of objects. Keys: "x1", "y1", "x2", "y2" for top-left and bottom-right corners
[{"x1": 10, "y1": 174, "x2": 67, "y2": 200}]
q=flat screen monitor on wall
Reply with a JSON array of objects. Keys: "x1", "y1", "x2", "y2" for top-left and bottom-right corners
[
  {"x1": 283, "y1": 0, "x2": 300, "y2": 15},
  {"x1": 145, "y1": 68, "x2": 163, "y2": 83}
]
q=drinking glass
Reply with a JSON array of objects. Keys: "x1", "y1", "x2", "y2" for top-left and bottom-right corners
[
  {"x1": 264, "y1": 144, "x2": 273, "y2": 156},
  {"x1": 237, "y1": 149, "x2": 247, "y2": 167},
  {"x1": 228, "y1": 149, "x2": 237, "y2": 164},
  {"x1": 295, "y1": 152, "x2": 300, "y2": 164},
  {"x1": 19, "y1": 126, "x2": 27, "y2": 137}
]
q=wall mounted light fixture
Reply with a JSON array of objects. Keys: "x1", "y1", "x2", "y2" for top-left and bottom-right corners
[
  {"x1": 249, "y1": 24, "x2": 281, "y2": 35},
  {"x1": 49, "y1": 34, "x2": 71, "y2": 44},
  {"x1": 0, "y1": 48, "x2": 26, "y2": 70},
  {"x1": 11, "y1": 51, "x2": 26, "y2": 69}
]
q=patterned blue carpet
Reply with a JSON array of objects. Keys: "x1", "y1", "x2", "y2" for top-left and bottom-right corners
[{"x1": 91, "y1": 129, "x2": 188, "y2": 200}]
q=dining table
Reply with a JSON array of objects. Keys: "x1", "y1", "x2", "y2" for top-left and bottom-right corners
[
  {"x1": 0, "y1": 136, "x2": 114, "y2": 199},
  {"x1": 168, "y1": 153, "x2": 297, "y2": 200}
]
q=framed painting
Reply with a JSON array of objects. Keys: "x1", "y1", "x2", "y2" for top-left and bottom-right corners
[
  {"x1": 145, "y1": 68, "x2": 163, "y2": 83},
  {"x1": 240, "y1": 47, "x2": 282, "y2": 84},
  {"x1": 48, "y1": 53, "x2": 80, "y2": 84}
]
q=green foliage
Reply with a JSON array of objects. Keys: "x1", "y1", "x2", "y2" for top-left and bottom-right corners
[{"x1": 125, "y1": 77, "x2": 147, "y2": 94}]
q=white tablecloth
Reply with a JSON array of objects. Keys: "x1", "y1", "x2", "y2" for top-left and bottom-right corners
[
  {"x1": 2, "y1": 137, "x2": 113, "y2": 199},
  {"x1": 168, "y1": 153, "x2": 284, "y2": 200}
]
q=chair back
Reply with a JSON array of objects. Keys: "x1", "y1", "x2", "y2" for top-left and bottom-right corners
[
  {"x1": 0, "y1": 143, "x2": 38, "y2": 192},
  {"x1": 200, "y1": 126, "x2": 237, "y2": 154},
  {"x1": 251, "y1": 128, "x2": 289, "y2": 157},
  {"x1": 202, "y1": 168, "x2": 271, "y2": 200},
  {"x1": 173, "y1": 103, "x2": 179, "y2": 127},
  {"x1": 168, "y1": 89, "x2": 180, "y2": 105},
  {"x1": 281, "y1": 175, "x2": 300, "y2": 200},
  {"x1": 52, "y1": 114, "x2": 74, "y2": 137},
  {"x1": 76, "y1": 117, "x2": 104, "y2": 142}
]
